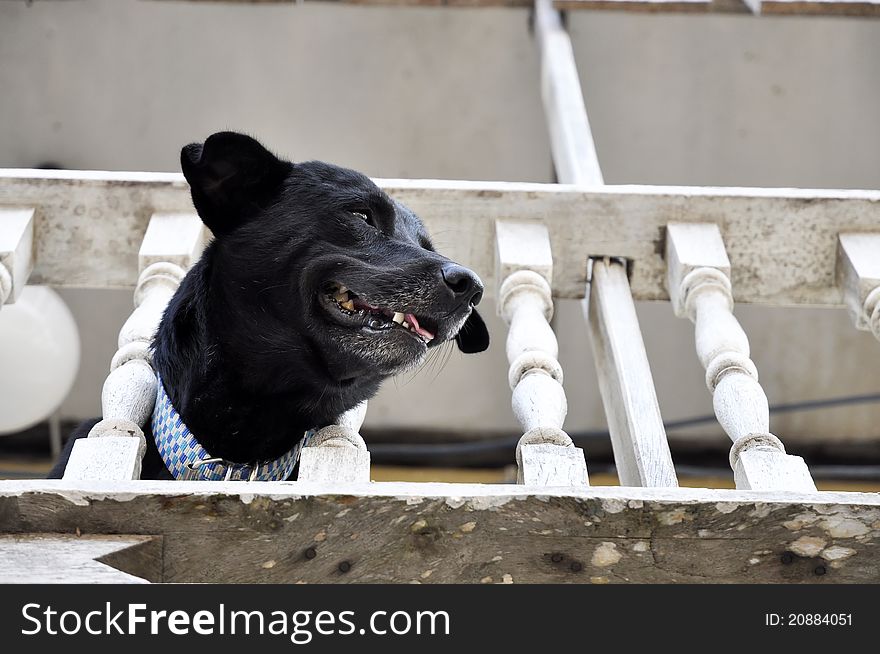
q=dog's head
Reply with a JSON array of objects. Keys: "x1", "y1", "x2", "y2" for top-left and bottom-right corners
[{"x1": 180, "y1": 131, "x2": 489, "y2": 384}]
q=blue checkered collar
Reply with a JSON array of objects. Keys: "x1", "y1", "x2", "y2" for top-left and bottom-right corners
[{"x1": 151, "y1": 374, "x2": 311, "y2": 481}]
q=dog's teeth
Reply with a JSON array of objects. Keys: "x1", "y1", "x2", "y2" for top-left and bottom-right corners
[
  {"x1": 340, "y1": 299, "x2": 355, "y2": 311},
  {"x1": 337, "y1": 284, "x2": 348, "y2": 294},
  {"x1": 334, "y1": 291, "x2": 350, "y2": 302},
  {"x1": 392, "y1": 312, "x2": 405, "y2": 325},
  {"x1": 402, "y1": 321, "x2": 410, "y2": 329}
]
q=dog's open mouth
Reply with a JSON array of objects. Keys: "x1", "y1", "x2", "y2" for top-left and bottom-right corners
[{"x1": 320, "y1": 282, "x2": 436, "y2": 344}]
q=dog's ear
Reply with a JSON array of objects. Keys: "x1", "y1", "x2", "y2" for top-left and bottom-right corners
[
  {"x1": 180, "y1": 131, "x2": 291, "y2": 235},
  {"x1": 454, "y1": 308, "x2": 490, "y2": 354}
]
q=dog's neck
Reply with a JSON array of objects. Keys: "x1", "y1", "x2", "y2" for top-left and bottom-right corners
[{"x1": 151, "y1": 254, "x2": 382, "y2": 463}]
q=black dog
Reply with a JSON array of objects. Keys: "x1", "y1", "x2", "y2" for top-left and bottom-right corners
[{"x1": 50, "y1": 131, "x2": 489, "y2": 479}]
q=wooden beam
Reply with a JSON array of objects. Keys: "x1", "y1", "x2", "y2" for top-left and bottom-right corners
[
  {"x1": 534, "y1": 0, "x2": 604, "y2": 186},
  {"x1": 1, "y1": 480, "x2": 877, "y2": 583},
  {"x1": 2, "y1": 171, "x2": 880, "y2": 306},
  {"x1": 585, "y1": 259, "x2": 677, "y2": 487}
]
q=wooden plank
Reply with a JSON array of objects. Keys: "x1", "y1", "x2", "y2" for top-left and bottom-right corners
[
  {"x1": 534, "y1": 0, "x2": 604, "y2": 187},
  {"x1": 1, "y1": 480, "x2": 878, "y2": 583},
  {"x1": 3, "y1": 170, "x2": 880, "y2": 306},
  {"x1": 0, "y1": 534, "x2": 161, "y2": 583},
  {"x1": 586, "y1": 259, "x2": 677, "y2": 487}
]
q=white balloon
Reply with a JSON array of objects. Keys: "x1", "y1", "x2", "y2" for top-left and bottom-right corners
[{"x1": 0, "y1": 286, "x2": 80, "y2": 434}]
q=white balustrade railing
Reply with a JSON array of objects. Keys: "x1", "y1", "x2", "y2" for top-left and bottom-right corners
[
  {"x1": 63, "y1": 213, "x2": 207, "y2": 481},
  {"x1": 496, "y1": 220, "x2": 588, "y2": 486},
  {"x1": 4, "y1": 171, "x2": 876, "y2": 492},
  {"x1": 666, "y1": 222, "x2": 816, "y2": 491},
  {"x1": 837, "y1": 232, "x2": 880, "y2": 342},
  {"x1": 0, "y1": 208, "x2": 34, "y2": 309}
]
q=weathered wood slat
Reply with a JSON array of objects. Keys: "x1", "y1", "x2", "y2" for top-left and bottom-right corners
[
  {"x1": 0, "y1": 534, "x2": 161, "y2": 584},
  {"x1": 534, "y1": 0, "x2": 604, "y2": 186},
  {"x1": 3, "y1": 171, "x2": 878, "y2": 307},
  {"x1": 1, "y1": 480, "x2": 877, "y2": 583},
  {"x1": 586, "y1": 259, "x2": 677, "y2": 487}
]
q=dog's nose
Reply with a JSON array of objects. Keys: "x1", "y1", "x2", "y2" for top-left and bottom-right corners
[{"x1": 441, "y1": 263, "x2": 483, "y2": 306}]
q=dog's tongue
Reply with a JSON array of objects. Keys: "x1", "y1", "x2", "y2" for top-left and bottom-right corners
[{"x1": 405, "y1": 313, "x2": 434, "y2": 341}]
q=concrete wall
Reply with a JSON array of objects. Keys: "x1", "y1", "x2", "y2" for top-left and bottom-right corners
[{"x1": 1, "y1": 0, "x2": 879, "y2": 446}]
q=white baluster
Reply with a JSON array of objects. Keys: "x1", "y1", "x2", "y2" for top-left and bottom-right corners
[
  {"x1": 496, "y1": 220, "x2": 588, "y2": 486},
  {"x1": 64, "y1": 213, "x2": 207, "y2": 481},
  {"x1": 0, "y1": 208, "x2": 35, "y2": 308},
  {"x1": 298, "y1": 401, "x2": 370, "y2": 484},
  {"x1": 837, "y1": 233, "x2": 880, "y2": 342},
  {"x1": 666, "y1": 223, "x2": 815, "y2": 491}
]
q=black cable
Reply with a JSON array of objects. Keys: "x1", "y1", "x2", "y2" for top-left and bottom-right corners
[{"x1": 367, "y1": 392, "x2": 880, "y2": 461}]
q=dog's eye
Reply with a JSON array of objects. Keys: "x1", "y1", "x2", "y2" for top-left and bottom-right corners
[{"x1": 352, "y1": 211, "x2": 377, "y2": 228}]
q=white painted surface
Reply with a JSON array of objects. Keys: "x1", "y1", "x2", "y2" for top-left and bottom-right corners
[
  {"x1": 298, "y1": 404, "x2": 371, "y2": 483},
  {"x1": 667, "y1": 223, "x2": 816, "y2": 490},
  {"x1": 534, "y1": 0, "x2": 604, "y2": 186},
  {"x1": 494, "y1": 220, "x2": 554, "y2": 286},
  {"x1": 586, "y1": 260, "x2": 677, "y2": 487},
  {"x1": 298, "y1": 445, "x2": 371, "y2": 484},
  {"x1": 0, "y1": 534, "x2": 153, "y2": 584},
  {"x1": 63, "y1": 434, "x2": 147, "y2": 481},
  {"x1": 3, "y1": 478, "x2": 876, "y2": 507},
  {"x1": 496, "y1": 222, "x2": 588, "y2": 485},
  {"x1": 138, "y1": 212, "x2": 209, "y2": 272}
]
